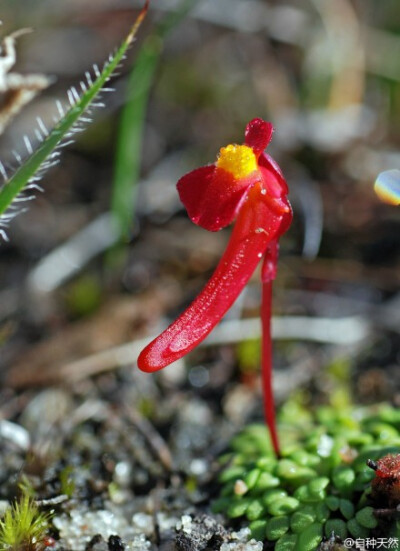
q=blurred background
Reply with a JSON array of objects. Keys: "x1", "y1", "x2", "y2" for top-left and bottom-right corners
[{"x1": 0, "y1": 0, "x2": 399, "y2": 409}]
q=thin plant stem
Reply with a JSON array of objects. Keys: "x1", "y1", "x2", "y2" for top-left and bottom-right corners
[{"x1": 261, "y1": 240, "x2": 280, "y2": 457}]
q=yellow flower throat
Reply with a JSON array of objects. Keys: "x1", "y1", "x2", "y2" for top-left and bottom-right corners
[{"x1": 216, "y1": 144, "x2": 257, "y2": 180}]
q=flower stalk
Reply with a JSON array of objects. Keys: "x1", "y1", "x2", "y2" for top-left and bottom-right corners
[{"x1": 261, "y1": 240, "x2": 280, "y2": 456}]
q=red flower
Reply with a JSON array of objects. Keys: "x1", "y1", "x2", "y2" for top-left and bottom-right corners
[{"x1": 138, "y1": 118, "x2": 292, "y2": 455}]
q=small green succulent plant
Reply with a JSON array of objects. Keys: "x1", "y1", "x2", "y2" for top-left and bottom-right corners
[{"x1": 213, "y1": 402, "x2": 400, "y2": 550}]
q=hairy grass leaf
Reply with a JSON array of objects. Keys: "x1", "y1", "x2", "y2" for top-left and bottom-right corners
[{"x1": 0, "y1": 1, "x2": 149, "y2": 239}]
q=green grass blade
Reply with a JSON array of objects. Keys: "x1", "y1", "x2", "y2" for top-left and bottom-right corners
[
  {"x1": 111, "y1": 0, "x2": 197, "y2": 240},
  {"x1": 0, "y1": 2, "x2": 149, "y2": 224},
  {"x1": 111, "y1": 36, "x2": 160, "y2": 240}
]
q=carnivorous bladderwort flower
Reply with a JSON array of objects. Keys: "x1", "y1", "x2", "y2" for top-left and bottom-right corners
[{"x1": 138, "y1": 118, "x2": 292, "y2": 455}]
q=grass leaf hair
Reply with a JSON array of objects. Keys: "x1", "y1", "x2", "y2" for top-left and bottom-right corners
[{"x1": 0, "y1": 1, "x2": 149, "y2": 241}]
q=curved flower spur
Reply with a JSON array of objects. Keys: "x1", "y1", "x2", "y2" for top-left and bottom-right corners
[{"x1": 138, "y1": 118, "x2": 292, "y2": 455}]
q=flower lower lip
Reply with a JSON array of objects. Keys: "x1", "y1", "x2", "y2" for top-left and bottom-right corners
[
  {"x1": 138, "y1": 117, "x2": 292, "y2": 456},
  {"x1": 137, "y1": 182, "x2": 290, "y2": 374}
]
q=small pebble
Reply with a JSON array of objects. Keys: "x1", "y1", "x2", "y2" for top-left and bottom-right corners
[
  {"x1": 108, "y1": 535, "x2": 124, "y2": 551},
  {"x1": 0, "y1": 420, "x2": 30, "y2": 450},
  {"x1": 53, "y1": 507, "x2": 151, "y2": 551},
  {"x1": 234, "y1": 479, "x2": 249, "y2": 496},
  {"x1": 20, "y1": 389, "x2": 73, "y2": 439},
  {"x1": 220, "y1": 541, "x2": 263, "y2": 551},
  {"x1": 0, "y1": 501, "x2": 10, "y2": 516},
  {"x1": 317, "y1": 434, "x2": 334, "y2": 457},
  {"x1": 157, "y1": 511, "x2": 180, "y2": 533},
  {"x1": 189, "y1": 458, "x2": 208, "y2": 476},
  {"x1": 178, "y1": 514, "x2": 193, "y2": 533},
  {"x1": 131, "y1": 513, "x2": 154, "y2": 537},
  {"x1": 114, "y1": 461, "x2": 132, "y2": 487},
  {"x1": 86, "y1": 534, "x2": 108, "y2": 551}
]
